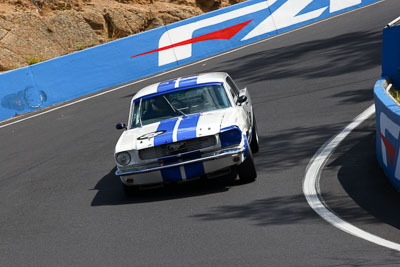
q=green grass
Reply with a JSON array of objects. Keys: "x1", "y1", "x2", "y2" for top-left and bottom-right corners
[
  {"x1": 55, "y1": 3, "x2": 72, "y2": 10},
  {"x1": 26, "y1": 57, "x2": 41, "y2": 65},
  {"x1": 389, "y1": 86, "x2": 400, "y2": 103}
]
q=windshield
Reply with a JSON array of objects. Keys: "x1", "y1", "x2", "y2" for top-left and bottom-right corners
[{"x1": 130, "y1": 83, "x2": 231, "y2": 128}]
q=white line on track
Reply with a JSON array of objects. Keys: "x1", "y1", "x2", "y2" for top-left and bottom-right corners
[
  {"x1": 0, "y1": 0, "x2": 384, "y2": 129},
  {"x1": 303, "y1": 104, "x2": 400, "y2": 251}
]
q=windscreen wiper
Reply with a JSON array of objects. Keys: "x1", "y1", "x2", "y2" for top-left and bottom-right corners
[{"x1": 163, "y1": 96, "x2": 187, "y2": 117}]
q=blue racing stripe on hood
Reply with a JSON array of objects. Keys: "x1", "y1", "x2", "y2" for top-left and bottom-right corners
[
  {"x1": 157, "y1": 79, "x2": 176, "y2": 92},
  {"x1": 177, "y1": 113, "x2": 200, "y2": 141},
  {"x1": 179, "y1": 76, "x2": 198, "y2": 87},
  {"x1": 154, "y1": 118, "x2": 179, "y2": 146}
]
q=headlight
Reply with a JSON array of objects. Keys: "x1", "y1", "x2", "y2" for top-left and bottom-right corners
[
  {"x1": 116, "y1": 152, "x2": 131, "y2": 166},
  {"x1": 219, "y1": 127, "x2": 242, "y2": 148}
]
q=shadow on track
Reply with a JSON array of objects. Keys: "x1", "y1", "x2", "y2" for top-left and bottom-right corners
[
  {"x1": 190, "y1": 192, "x2": 380, "y2": 226},
  {"x1": 91, "y1": 167, "x2": 236, "y2": 206},
  {"x1": 191, "y1": 120, "x2": 394, "y2": 227},
  {"x1": 329, "y1": 88, "x2": 374, "y2": 104},
  {"x1": 256, "y1": 123, "x2": 345, "y2": 172},
  {"x1": 223, "y1": 30, "x2": 381, "y2": 83},
  {"x1": 122, "y1": 31, "x2": 380, "y2": 101},
  {"x1": 251, "y1": 82, "x2": 375, "y2": 106},
  {"x1": 326, "y1": 118, "x2": 400, "y2": 229}
]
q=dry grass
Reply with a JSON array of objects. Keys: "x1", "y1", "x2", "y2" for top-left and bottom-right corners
[{"x1": 389, "y1": 86, "x2": 400, "y2": 104}]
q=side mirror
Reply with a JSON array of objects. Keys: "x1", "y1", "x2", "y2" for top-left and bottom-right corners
[
  {"x1": 116, "y1": 122, "x2": 127, "y2": 130},
  {"x1": 237, "y1": 95, "x2": 247, "y2": 105}
]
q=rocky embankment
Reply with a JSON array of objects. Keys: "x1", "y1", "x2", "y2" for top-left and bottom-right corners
[{"x1": 0, "y1": 0, "x2": 243, "y2": 71}]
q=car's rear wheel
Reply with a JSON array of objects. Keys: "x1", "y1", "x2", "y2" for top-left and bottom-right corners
[
  {"x1": 250, "y1": 114, "x2": 259, "y2": 154},
  {"x1": 238, "y1": 150, "x2": 257, "y2": 183}
]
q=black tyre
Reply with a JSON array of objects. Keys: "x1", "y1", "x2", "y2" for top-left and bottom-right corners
[
  {"x1": 250, "y1": 114, "x2": 259, "y2": 154},
  {"x1": 223, "y1": 165, "x2": 238, "y2": 185},
  {"x1": 238, "y1": 150, "x2": 257, "y2": 183}
]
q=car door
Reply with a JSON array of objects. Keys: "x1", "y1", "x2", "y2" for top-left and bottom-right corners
[{"x1": 226, "y1": 76, "x2": 252, "y2": 130}]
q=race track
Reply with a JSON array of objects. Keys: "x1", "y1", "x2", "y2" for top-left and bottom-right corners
[{"x1": 1, "y1": 0, "x2": 400, "y2": 265}]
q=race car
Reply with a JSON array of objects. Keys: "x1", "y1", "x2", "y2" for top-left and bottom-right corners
[{"x1": 114, "y1": 72, "x2": 259, "y2": 193}]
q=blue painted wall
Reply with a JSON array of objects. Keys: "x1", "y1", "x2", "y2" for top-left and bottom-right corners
[
  {"x1": 0, "y1": 25, "x2": 175, "y2": 121},
  {"x1": 0, "y1": 0, "x2": 380, "y2": 122},
  {"x1": 374, "y1": 78, "x2": 400, "y2": 190},
  {"x1": 375, "y1": 21, "x2": 400, "y2": 190},
  {"x1": 382, "y1": 26, "x2": 400, "y2": 88}
]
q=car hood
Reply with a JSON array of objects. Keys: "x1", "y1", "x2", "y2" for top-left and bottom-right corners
[{"x1": 115, "y1": 108, "x2": 237, "y2": 153}]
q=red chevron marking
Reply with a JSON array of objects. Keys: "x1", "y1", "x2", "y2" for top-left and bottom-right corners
[
  {"x1": 130, "y1": 19, "x2": 253, "y2": 59},
  {"x1": 380, "y1": 131, "x2": 397, "y2": 166}
]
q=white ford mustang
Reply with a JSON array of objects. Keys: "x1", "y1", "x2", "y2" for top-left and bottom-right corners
[{"x1": 114, "y1": 72, "x2": 259, "y2": 193}]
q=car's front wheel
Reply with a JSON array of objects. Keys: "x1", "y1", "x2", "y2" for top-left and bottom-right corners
[
  {"x1": 250, "y1": 114, "x2": 259, "y2": 154},
  {"x1": 238, "y1": 150, "x2": 257, "y2": 183},
  {"x1": 222, "y1": 165, "x2": 238, "y2": 185}
]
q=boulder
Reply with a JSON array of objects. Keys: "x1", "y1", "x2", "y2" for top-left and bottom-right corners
[
  {"x1": 44, "y1": 11, "x2": 100, "y2": 52},
  {"x1": 0, "y1": 47, "x2": 26, "y2": 70},
  {"x1": 152, "y1": 2, "x2": 202, "y2": 24},
  {"x1": 104, "y1": 7, "x2": 154, "y2": 39},
  {"x1": 0, "y1": 12, "x2": 65, "y2": 61}
]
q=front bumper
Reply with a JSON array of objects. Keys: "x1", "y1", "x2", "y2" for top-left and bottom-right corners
[
  {"x1": 116, "y1": 147, "x2": 245, "y2": 176},
  {"x1": 116, "y1": 147, "x2": 245, "y2": 185}
]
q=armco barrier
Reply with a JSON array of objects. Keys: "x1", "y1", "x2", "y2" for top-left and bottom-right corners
[{"x1": 0, "y1": 0, "x2": 379, "y2": 122}]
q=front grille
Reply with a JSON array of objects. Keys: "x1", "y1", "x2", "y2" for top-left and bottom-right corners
[{"x1": 139, "y1": 135, "x2": 216, "y2": 160}]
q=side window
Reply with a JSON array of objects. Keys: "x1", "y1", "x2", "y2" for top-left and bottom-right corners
[
  {"x1": 130, "y1": 101, "x2": 140, "y2": 128},
  {"x1": 226, "y1": 82, "x2": 236, "y2": 100},
  {"x1": 226, "y1": 76, "x2": 240, "y2": 96}
]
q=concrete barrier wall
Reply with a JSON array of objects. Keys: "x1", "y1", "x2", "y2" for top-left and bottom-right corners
[
  {"x1": 374, "y1": 78, "x2": 400, "y2": 190},
  {"x1": 375, "y1": 22, "x2": 400, "y2": 191},
  {"x1": 0, "y1": 0, "x2": 379, "y2": 122}
]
